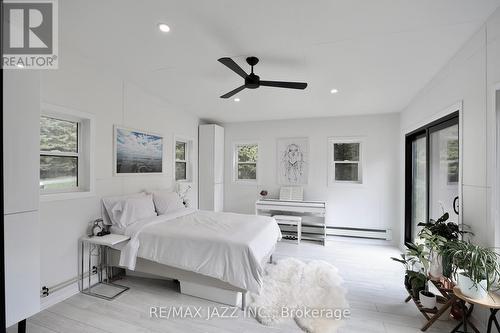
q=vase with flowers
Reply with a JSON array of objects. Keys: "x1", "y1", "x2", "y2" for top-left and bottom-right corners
[{"x1": 259, "y1": 190, "x2": 268, "y2": 200}]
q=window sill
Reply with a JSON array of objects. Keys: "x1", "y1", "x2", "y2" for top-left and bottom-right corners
[
  {"x1": 40, "y1": 190, "x2": 95, "y2": 202},
  {"x1": 233, "y1": 180, "x2": 258, "y2": 185},
  {"x1": 328, "y1": 181, "x2": 365, "y2": 188}
]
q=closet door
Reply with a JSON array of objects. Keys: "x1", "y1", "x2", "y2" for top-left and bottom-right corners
[
  {"x1": 214, "y1": 183, "x2": 224, "y2": 212},
  {"x1": 3, "y1": 71, "x2": 40, "y2": 214},
  {"x1": 4, "y1": 211, "x2": 40, "y2": 327},
  {"x1": 3, "y1": 70, "x2": 41, "y2": 327},
  {"x1": 213, "y1": 126, "x2": 224, "y2": 184}
]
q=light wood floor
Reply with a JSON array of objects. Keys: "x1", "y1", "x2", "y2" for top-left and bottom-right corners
[{"x1": 14, "y1": 238, "x2": 466, "y2": 332}]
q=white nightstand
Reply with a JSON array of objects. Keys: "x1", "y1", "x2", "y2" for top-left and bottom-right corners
[{"x1": 80, "y1": 234, "x2": 130, "y2": 300}]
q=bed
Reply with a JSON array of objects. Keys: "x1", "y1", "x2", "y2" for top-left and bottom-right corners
[{"x1": 101, "y1": 192, "x2": 281, "y2": 308}]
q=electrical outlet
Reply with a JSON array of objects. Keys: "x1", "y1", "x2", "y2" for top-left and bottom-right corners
[{"x1": 92, "y1": 266, "x2": 98, "y2": 274}]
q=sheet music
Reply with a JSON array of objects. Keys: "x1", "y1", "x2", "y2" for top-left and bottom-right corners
[{"x1": 279, "y1": 186, "x2": 303, "y2": 201}]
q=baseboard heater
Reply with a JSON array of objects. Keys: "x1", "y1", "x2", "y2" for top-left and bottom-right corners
[
  {"x1": 327, "y1": 226, "x2": 392, "y2": 241},
  {"x1": 280, "y1": 225, "x2": 392, "y2": 241}
]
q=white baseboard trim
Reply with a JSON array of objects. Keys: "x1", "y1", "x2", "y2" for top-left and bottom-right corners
[{"x1": 41, "y1": 274, "x2": 99, "y2": 310}]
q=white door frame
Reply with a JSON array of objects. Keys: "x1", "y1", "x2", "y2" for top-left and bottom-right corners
[{"x1": 493, "y1": 84, "x2": 500, "y2": 247}]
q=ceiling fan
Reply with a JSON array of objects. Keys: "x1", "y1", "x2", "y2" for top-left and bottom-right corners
[{"x1": 217, "y1": 56, "x2": 308, "y2": 98}]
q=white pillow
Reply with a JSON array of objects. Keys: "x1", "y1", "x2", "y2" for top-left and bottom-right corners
[
  {"x1": 102, "y1": 192, "x2": 145, "y2": 226},
  {"x1": 152, "y1": 190, "x2": 185, "y2": 215},
  {"x1": 108, "y1": 194, "x2": 157, "y2": 228},
  {"x1": 102, "y1": 192, "x2": 155, "y2": 227}
]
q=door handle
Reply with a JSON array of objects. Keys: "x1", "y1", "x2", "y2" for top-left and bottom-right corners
[{"x1": 453, "y1": 196, "x2": 459, "y2": 215}]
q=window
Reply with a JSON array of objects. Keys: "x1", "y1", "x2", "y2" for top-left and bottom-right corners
[
  {"x1": 328, "y1": 138, "x2": 363, "y2": 184},
  {"x1": 175, "y1": 140, "x2": 188, "y2": 181},
  {"x1": 234, "y1": 143, "x2": 258, "y2": 181},
  {"x1": 40, "y1": 103, "x2": 94, "y2": 200},
  {"x1": 174, "y1": 137, "x2": 193, "y2": 182},
  {"x1": 40, "y1": 116, "x2": 80, "y2": 191}
]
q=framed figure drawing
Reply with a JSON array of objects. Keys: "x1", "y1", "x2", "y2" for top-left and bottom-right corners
[
  {"x1": 277, "y1": 137, "x2": 308, "y2": 185},
  {"x1": 114, "y1": 126, "x2": 163, "y2": 174}
]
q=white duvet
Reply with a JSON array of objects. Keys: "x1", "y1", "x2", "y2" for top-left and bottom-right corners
[{"x1": 118, "y1": 208, "x2": 281, "y2": 294}]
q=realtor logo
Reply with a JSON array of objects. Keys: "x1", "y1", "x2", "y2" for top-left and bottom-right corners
[{"x1": 2, "y1": 0, "x2": 58, "y2": 69}]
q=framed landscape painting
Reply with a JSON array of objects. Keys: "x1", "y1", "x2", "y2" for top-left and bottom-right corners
[{"x1": 114, "y1": 126, "x2": 163, "y2": 175}]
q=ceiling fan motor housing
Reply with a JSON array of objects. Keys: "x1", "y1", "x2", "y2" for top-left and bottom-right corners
[{"x1": 245, "y1": 73, "x2": 260, "y2": 89}]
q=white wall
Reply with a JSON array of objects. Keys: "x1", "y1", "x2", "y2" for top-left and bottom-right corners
[
  {"x1": 38, "y1": 47, "x2": 199, "y2": 289},
  {"x1": 223, "y1": 113, "x2": 401, "y2": 239},
  {"x1": 400, "y1": 6, "x2": 500, "y2": 248}
]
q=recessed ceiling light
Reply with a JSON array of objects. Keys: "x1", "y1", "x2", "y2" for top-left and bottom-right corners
[
  {"x1": 330, "y1": 88, "x2": 339, "y2": 94},
  {"x1": 158, "y1": 23, "x2": 170, "y2": 33},
  {"x1": 234, "y1": 98, "x2": 240, "y2": 102}
]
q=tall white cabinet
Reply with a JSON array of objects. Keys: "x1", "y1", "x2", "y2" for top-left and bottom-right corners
[
  {"x1": 199, "y1": 124, "x2": 224, "y2": 212},
  {"x1": 3, "y1": 71, "x2": 41, "y2": 328}
]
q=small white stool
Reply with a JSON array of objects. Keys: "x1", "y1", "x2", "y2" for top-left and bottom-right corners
[{"x1": 273, "y1": 215, "x2": 302, "y2": 244}]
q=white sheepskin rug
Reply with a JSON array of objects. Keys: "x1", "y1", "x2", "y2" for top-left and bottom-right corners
[{"x1": 248, "y1": 258, "x2": 349, "y2": 333}]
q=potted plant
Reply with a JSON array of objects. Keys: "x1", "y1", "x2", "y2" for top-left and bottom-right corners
[
  {"x1": 418, "y1": 212, "x2": 471, "y2": 278},
  {"x1": 390, "y1": 254, "x2": 414, "y2": 290},
  {"x1": 443, "y1": 240, "x2": 500, "y2": 299},
  {"x1": 418, "y1": 228, "x2": 447, "y2": 279},
  {"x1": 405, "y1": 242, "x2": 437, "y2": 308},
  {"x1": 407, "y1": 271, "x2": 427, "y2": 299}
]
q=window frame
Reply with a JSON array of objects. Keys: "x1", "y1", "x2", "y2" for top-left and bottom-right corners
[
  {"x1": 328, "y1": 137, "x2": 364, "y2": 186},
  {"x1": 233, "y1": 142, "x2": 260, "y2": 184},
  {"x1": 175, "y1": 139, "x2": 188, "y2": 182},
  {"x1": 40, "y1": 103, "x2": 95, "y2": 201},
  {"x1": 40, "y1": 115, "x2": 81, "y2": 194},
  {"x1": 173, "y1": 136, "x2": 193, "y2": 182}
]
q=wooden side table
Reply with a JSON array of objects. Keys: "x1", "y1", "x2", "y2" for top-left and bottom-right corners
[
  {"x1": 80, "y1": 234, "x2": 130, "y2": 300},
  {"x1": 453, "y1": 287, "x2": 500, "y2": 333},
  {"x1": 404, "y1": 279, "x2": 457, "y2": 331}
]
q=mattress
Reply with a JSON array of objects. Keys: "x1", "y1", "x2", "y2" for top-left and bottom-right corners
[{"x1": 117, "y1": 208, "x2": 281, "y2": 294}]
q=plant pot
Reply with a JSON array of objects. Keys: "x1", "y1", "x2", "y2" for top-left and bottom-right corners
[
  {"x1": 439, "y1": 276, "x2": 454, "y2": 290},
  {"x1": 457, "y1": 273, "x2": 487, "y2": 299},
  {"x1": 451, "y1": 300, "x2": 464, "y2": 320},
  {"x1": 419, "y1": 290, "x2": 437, "y2": 309},
  {"x1": 413, "y1": 286, "x2": 425, "y2": 300},
  {"x1": 429, "y1": 252, "x2": 443, "y2": 280}
]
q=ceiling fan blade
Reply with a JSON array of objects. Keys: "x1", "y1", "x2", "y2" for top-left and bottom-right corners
[
  {"x1": 260, "y1": 80, "x2": 307, "y2": 90},
  {"x1": 220, "y1": 85, "x2": 246, "y2": 99},
  {"x1": 218, "y1": 57, "x2": 248, "y2": 79}
]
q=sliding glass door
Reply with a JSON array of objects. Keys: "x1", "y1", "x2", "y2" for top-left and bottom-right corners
[
  {"x1": 405, "y1": 112, "x2": 459, "y2": 243},
  {"x1": 410, "y1": 135, "x2": 427, "y2": 241},
  {"x1": 429, "y1": 123, "x2": 459, "y2": 223}
]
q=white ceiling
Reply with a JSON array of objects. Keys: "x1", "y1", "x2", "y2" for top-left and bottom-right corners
[{"x1": 60, "y1": 0, "x2": 500, "y2": 123}]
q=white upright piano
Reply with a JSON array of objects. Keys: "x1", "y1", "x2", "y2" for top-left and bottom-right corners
[{"x1": 255, "y1": 199, "x2": 327, "y2": 245}]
